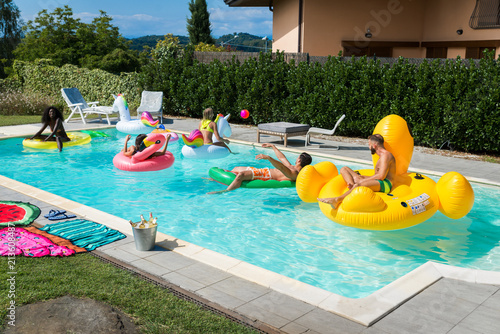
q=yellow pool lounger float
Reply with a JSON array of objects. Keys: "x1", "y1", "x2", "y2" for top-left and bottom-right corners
[
  {"x1": 22, "y1": 132, "x2": 91, "y2": 150},
  {"x1": 296, "y1": 114, "x2": 474, "y2": 231}
]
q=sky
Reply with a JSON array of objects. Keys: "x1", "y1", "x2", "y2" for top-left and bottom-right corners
[{"x1": 13, "y1": 0, "x2": 273, "y2": 39}]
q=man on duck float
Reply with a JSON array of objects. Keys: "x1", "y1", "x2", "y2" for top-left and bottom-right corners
[
  {"x1": 318, "y1": 134, "x2": 396, "y2": 209},
  {"x1": 208, "y1": 143, "x2": 312, "y2": 194}
]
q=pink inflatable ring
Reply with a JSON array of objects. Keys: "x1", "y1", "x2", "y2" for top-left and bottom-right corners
[{"x1": 113, "y1": 133, "x2": 175, "y2": 172}]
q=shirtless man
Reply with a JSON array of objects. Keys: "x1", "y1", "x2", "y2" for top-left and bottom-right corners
[
  {"x1": 209, "y1": 143, "x2": 312, "y2": 194},
  {"x1": 318, "y1": 134, "x2": 396, "y2": 209}
]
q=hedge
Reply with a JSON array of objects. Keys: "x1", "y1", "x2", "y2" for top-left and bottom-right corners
[
  {"x1": 10, "y1": 52, "x2": 500, "y2": 154},
  {"x1": 12, "y1": 59, "x2": 141, "y2": 111}
]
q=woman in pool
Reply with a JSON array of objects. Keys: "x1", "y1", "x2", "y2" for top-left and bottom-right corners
[
  {"x1": 29, "y1": 106, "x2": 70, "y2": 152},
  {"x1": 199, "y1": 107, "x2": 231, "y2": 153},
  {"x1": 122, "y1": 133, "x2": 170, "y2": 159}
]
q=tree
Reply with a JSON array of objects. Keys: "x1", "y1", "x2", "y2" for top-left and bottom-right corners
[
  {"x1": 14, "y1": 6, "x2": 139, "y2": 72},
  {"x1": 152, "y1": 34, "x2": 182, "y2": 61},
  {"x1": 0, "y1": 0, "x2": 23, "y2": 77},
  {"x1": 15, "y1": 6, "x2": 85, "y2": 65},
  {"x1": 186, "y1": 0, "x2": 214, "y2": 45}
]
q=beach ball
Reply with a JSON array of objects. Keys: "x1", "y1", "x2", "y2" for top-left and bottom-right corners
[{"x1": 240, "y1": 109, "x2": 249, "y2": 119}]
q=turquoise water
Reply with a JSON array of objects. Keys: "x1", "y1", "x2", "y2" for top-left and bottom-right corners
[{"x1": 2, "y1": 128, "x2": 500, "y2": 298}]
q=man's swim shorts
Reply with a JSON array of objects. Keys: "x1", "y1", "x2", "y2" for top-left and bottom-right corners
[
  {"x1": 246, "y1": 167, "x2": 272, "y2": 181},
  {"x1": 377, "y1": 179, "x2": 392, "y2": 193}
]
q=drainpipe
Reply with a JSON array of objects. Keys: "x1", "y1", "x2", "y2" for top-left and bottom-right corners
[{"x1": 298, "y1": 0, "x2": 303, "y2": 53}]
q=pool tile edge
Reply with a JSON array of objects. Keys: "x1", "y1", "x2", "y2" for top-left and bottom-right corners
[{"x1": 2, "y1": 174, "x2": 500, "y2": 327}]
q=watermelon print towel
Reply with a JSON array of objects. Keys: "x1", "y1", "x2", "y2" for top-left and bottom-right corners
[
  {"x1": 40, "y1": 219, "x2": 126, "y2": 251},
  {"x1": 0, "y1": 201, "x2": 41, "y2": 227},
  {"x1": 0, "y1": 227, "x2": 75, "y2": 257}
]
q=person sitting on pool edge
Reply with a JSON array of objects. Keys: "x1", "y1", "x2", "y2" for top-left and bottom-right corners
[
  {"x1": 29, "y1": 106, "x2": 70, "y2": 152},
  {"x1": 318, "y1": 134, "x2": 396, "y2": 209},
  {"x1": 208, "y1": 143, "x2": 312, "y2": 194},
  {"x1": 122, "y1": 133, "x2": 170, "y2": 159},
  {"x1": 199, "y1": 107, "x2": 231, "y2": 153}
]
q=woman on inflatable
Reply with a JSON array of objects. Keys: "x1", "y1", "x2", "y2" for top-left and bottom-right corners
[
  {"x1": 29, "y1": 106, "x2": 70, "y2": 152},
  {"x1": 199, "y1": 108, "x2": 231, "y2": 152},
  {"x1": 181, "y1": 110, "x2": 232, "y2": 159},
  {"x1": 113, "y1": 132, "x2": 174, "y2": 172},
  {"x1": 121, "y1": 133, "x2": 169, "y2": 159}
]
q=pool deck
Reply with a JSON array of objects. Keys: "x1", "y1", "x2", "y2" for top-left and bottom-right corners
[{"x1": 1, "y1": 117, "x2": 500, "y2": 334}]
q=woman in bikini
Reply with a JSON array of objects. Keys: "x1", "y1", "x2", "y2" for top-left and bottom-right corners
[
  {"x1": 208, "y1": 143, "x2": 312, "y2": 194},
  {"x1": 122, "y1": 133, "x2": 170, "y2": 159},
  {"x1": 29, "y1": 106, "x2": 70, "y2": 152},
  {"x1": 199, "y1": 107, "x2": 231, "y2": 153}
]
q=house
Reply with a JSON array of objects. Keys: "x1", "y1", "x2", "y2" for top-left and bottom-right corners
[{"x1": 224, "y1": 0, "x2": 500, "y2": 59}]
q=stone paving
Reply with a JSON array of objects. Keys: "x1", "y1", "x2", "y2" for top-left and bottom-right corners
[{"x1": 1, "y1": 116, "x2": 500, "y2": 333}]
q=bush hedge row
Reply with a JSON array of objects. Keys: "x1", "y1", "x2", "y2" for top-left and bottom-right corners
[
  {"x1": 10, "y1": 53, "x2": 500, "y2": 154},
  {"x1": 12, "y1": 59, "x2": 141, "y2": 111}
]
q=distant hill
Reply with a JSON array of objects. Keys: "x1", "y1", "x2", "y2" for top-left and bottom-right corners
[
  {"x1": 127, "y1": 35, "x2": 190, "y2": 51},
  {"x1": 127, "y1": 33, "x2": 272, "y2": 52},
  {"x1": 217, "y1": 33, "x2": 272, "y2": 52}
]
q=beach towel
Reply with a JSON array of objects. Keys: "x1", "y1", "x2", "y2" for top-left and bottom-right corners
[
  {"x1": 40, "y1": 219, "x2": 126, "y2": 251},
  {"x1": 0, "y1": 227, "x2": 75, "y2": 257},
  {"x1": 0, "y1": 201, "x2": 41, "y2": 227},
  {"x1": 25, "y1": 226, "x2": 87, "y2": 254}
]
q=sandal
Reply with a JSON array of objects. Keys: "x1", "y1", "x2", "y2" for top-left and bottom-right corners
[
  {"x1": 44, "y1": 209, "x2": 66, "y2": 218},
  {"x1": 47, "y1": 212, "x2": 76, "y2": 221}
]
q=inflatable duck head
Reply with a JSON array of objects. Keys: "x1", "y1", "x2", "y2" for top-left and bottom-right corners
[{"x1": 371, "y1": 114, "x2": 414, "y2": 176}]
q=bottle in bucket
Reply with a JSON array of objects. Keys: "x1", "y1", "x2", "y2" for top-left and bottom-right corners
[{"x1": 130, "y1": 212, "x2": 158, "y2": 251}]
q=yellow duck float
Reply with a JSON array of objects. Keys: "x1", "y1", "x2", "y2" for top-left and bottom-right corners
[{"x1": 296, "y1": 114, "x2": 475, "y2": 230}]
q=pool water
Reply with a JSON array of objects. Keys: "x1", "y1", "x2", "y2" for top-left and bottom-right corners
[{"x1": 2, "y1": 128, "x2": 500, "y2": 298}]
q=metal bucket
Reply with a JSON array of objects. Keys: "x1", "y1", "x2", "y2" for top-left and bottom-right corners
[{"x1": 131, "y1": 225, "x2": 157, "y2": 251}]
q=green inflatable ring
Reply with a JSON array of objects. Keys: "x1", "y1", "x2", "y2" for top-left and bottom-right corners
[
  {"x1": 81, "y1": 130, "x2": 110, "y2": 138},
  {"x1": 208, "y1": 167, "x2": 295, "y2": 188}
]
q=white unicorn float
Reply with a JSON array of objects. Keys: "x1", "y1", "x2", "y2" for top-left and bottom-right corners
[
  {"x1": 181, "y1": 114, "x2": 232, "y2": 159},
  {"x1": 115, "y1": 94, "x2": 159, "y2": 134}
]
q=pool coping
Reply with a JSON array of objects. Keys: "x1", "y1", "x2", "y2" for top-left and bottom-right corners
[{"x1": 2, "y1": 172, "x2": 500, "y2": 326}]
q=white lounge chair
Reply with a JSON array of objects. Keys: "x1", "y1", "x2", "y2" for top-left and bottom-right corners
[
  {"x1": 305, "y1": 114, "x2": 346, "y2": 149},
  {"x1": 61, "y1": 88, "x2": 117, "y2": 125},
  {"x1": 136, "y1": 91, "x2": 164, "y2": 123}
]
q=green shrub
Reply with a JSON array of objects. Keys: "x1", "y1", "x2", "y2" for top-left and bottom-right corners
[{"x1": 12, "y1": 59, "x2": 140, "y2": 112}]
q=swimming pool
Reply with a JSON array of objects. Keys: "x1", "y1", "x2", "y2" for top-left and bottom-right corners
[{"x1": 2, "y1": 129, "x2": 500, "y2": 298}]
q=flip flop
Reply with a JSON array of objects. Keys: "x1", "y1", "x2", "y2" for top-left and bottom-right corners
[
  {"x1": 44, "y1": 209, "x2": 66, "y2": 218},
  {"x1": 47, "y1": 212, "x2": 76, "y2": 221}
]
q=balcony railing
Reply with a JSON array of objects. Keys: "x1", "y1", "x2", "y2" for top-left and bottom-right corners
[{"x1": 469, "y1": 0, "x2": 500, "y2": 29}]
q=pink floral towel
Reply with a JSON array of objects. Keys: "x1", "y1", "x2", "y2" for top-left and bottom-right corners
[{"x1": 0, "y1": 227, "x2": 75, "y2": 257}]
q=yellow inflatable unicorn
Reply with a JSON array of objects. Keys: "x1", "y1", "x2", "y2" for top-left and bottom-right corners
[{"x1": 296, "y1": 114, "x2": 474, "y2": 230}]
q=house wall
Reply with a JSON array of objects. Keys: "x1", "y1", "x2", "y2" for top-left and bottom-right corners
[
  {"x1": 272, "y1": 0, "x2": 301, "y2": 53},
  {"x1": 422, "y1": 0, "x2": 500, "y2": 58},
  {"x1": 301, "y1": 0, "x2": 426, "y2": 57},
  {"x1": 271, "y1": 0, "x2": 500, "y2": 58}
]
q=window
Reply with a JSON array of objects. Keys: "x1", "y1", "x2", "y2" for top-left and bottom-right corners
[
  {"x1": 469, "y1": 0, "x2": 500, "y2": 29},
  {"x1": 466, "y1": 47, "x2": 493, "y2": 58},
  {"x1": 426, "y1": 47, "x2": 448, "y2": 59},
  {"x1": 343, "y1": 46, "x2": 392, "y2": 57}
]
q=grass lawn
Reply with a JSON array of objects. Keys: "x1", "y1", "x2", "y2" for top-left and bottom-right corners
[
  {"x1": 0, "y1": 253, "x2": 257, "y2": 333},
  {"x1": 0, "y1": 115, "x2": 42, "y2": 126},
  {"x1": 0, "y1": 113, "x2": 108, "y2": 127}
]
